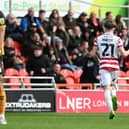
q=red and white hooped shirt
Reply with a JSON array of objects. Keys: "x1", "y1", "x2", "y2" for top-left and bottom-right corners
[{"x1": 94, "y1": 32, "x2": 123, "y2": 71}]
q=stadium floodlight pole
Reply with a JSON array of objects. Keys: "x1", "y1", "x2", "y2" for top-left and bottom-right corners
[
  {"x1": 9, "y1": 0, "x2": 12, "y2": 14},
  {"x1": 98, "y1": 7, "x2": 102, "y2": 20},
  {"x1": 39, "y1": 0, "x2": 42, "y2": 10},
  {"x1": 69, "y1": 0, "x2": 72, "y2": 10}
]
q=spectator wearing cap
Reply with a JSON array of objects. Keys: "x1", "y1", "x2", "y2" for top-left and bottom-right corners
[
  {"x1": 20, "y1": 8, "x2": 45, "y2": 37},
  {"x1": 53, "y1": 36, "x2": 81, "y2": 71},
  {"x1": 87, "y1": 11, "x2": 103, "y2": 37},
  {"x1": 76, "y1": 12, "x2": 89, "y2": 33},
  {"x1": 53, "y1": 36, "x2": 72, "y2": 65}
]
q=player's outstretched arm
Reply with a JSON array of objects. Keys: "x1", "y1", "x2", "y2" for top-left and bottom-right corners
[{"x1": 118, "y1": 46, "x2": 129, "y2": 57}]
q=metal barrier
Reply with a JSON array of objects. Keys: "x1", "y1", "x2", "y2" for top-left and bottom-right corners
[
  {"x1": 3, "y1": 76, "x2": 56, "y2": 90},
  {"x1": 3, "y1": 76, "x2": 129, "y2": 91}
]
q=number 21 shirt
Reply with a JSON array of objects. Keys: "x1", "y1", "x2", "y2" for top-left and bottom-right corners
[{"x1": 94, "y1": 32, "x2": 123, "y2": 71}]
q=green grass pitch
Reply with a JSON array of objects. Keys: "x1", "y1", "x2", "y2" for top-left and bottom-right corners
[{"x1": 0, "y1": 112, "x2": 129, "y2": 129}]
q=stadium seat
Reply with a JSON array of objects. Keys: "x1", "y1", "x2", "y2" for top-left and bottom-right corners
[
  {"x1": 73, "y1": 69, "x2": 83, "y2": 83},
  {"x1": 13, "y1": 41, "x2": 22, "y2": 50},
  {"x1": 65, "y1": 77, "x2": 75, "y2": 84},
  {"x1": 5, "y1": 68, "x2": 19, "y2": 76},
  {"x1": 8, "y1": 78, "x2": 20, "y2": 89},
  {"x1": 15, "y1": 48, "x2": 21, "y2": 56},
  {"x1": 5, "y1": 68, "x2": 20, "y2": 88},
  {"x1": 60, "y1": 69, "x2": 73, "y2": 77},
  {"x1": 19, "y1": 68, "x2": 28, "y2": 76}
]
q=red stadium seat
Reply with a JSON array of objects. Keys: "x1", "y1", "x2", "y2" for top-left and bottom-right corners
[
  {"x1": 15, "y1": 48, "x2": 21, "y2": 56},
  {"x1": 5, "y1": 68, "x2": 19, "y2": 76},
  {"x1": 19, "y1": 68, "x2": 28, "y2": 76},
  {"x1": 5, "y1": 68, "x2": 20, "y2": 88},
  {"x1": 60, "y1": 69, "x2": 73, "y2": 77},
  {"x1": 13, "y1": 41, "x2": 22, "y2": 50},
  {"x1": 65, "y1": 77, "x2": 75, "y2": 84},
  {"x1": 9, "y1": 78, "x2": 20, "y2": 89},
  {"x1": 73, "y1": 69, "x2": 83, "y2": 83}
]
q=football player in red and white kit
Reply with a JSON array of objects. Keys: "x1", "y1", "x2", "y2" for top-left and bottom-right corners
[{"x1": 90, "y1": 20, "x2": 129, "y2": 119}]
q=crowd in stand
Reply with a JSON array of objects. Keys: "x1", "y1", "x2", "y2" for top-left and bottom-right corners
[{"x1": 2, "y1": 8, "x2": 129, "y2": 84}]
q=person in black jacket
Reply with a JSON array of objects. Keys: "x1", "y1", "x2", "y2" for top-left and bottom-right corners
[
  {"x1": 80, "y1": 47, "x2": 99, "y2": 83},
  {"x1": 26, "y1": 47, "x2": 52, "y2": 84},
  {"x1": 76, "y1": 12, "x2": 89, "y2": 33},
  {"x1": 50, "y1": 63, "x2": 66, "y2": 83}
]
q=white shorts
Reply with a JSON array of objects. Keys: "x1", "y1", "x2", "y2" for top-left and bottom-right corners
[{"x1": 99, "y1": 70, "x2": 119, "y2": 86}]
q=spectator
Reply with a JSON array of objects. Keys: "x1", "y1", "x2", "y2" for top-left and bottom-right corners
[
  {"x1": 63, "y1": 9, "x2": 76, "y2": 32},
  {"x1": 51, "y1": 25, "x2": 69, "y2": 50},
  {"x1": 101, "y1": 11, "x2": 114, "y2": 28},
  {"x1": 54, "y1": 36, "x2": 81, "y2": 71},
  {"x1": 50, "y1": 63, "x2": 66, "y2": 83},
  {"x1": 38, "y1": 10, "x2": 49, "y2": 35},
  {"x1": 87, "y1": 11, "x2": 103, "y2": 37},
  {"x1": 22, "y1": 32, "x2": 44, "y2": 57},
  {"x1": 76, "y1": 12, "x2": 89, "y2": 33},
  {"x1": 48, "y1": 47, "x2": 56, "y2": 64},
  {"x1": 5, "y1": 14, "x2": 23, "y2": 43},
  {"x1": 119, "y1": 28, "x2": 129, "y2": 71},
  {"x1": 52, "y1": 36, "x2": 72, "y2": 65},
  {"x1": 20, "y1": 8, "x2": 45, "y2": 37},
  {"x1": 26, "y1": 47, "x2": 52, "y2": 83},
  {"x1": 68, "y1": 26, "x2": 82, "y2": 52},
  {"x1": 72, "y1": 40, "x2": 89, "y2": 65},
  {"x1": 81, "y1": 29, "x2": 95, "y2": 48},
  {"x1": 115, "y1": 15, "x2": 127, "y2": 35},
  {"x1": 121, "y1": 28, "x2": 129, "y2": 50},
  {"x1": 80, "y1": 48, "x2": 99, "y2": 83},
  {"x1": 3, "y1": 37, "x2": 25, "y2": 70},
  {"x1": 49, "y1": 9, "x2": 65, "y2": 32},
  {"x1": 105, "y1": 11, "x2": 113, "y2": 21}
]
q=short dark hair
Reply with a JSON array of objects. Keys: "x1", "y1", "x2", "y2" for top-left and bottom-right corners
[
  {"x1": 39, "y1": 9, "x2": 46, "y2": 14},
  {"x1": 106, "y1": 11, "x2": 112, "y2": 17},
  {"x1": 104, "y1": 20, "x2": 116, "y2": 29}
]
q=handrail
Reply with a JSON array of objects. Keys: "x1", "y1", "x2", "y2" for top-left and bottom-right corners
[{"x1": 3, "y1": 76, "x2": 56, "y2": 89}]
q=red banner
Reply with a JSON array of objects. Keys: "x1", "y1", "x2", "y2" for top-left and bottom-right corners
[{"x1": 56, "y1": 91, "x2": 129, "y2": 113}]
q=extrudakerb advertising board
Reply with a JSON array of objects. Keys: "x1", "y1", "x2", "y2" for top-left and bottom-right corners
[
  {"x1": 6, "y1": 90, "x2": 56, "y2": 112},
  {"x1": 56, "y1": 91, "x2": 129, "y2": 113}
]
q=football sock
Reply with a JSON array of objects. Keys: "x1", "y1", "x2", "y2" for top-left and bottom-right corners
[
  {"x1": 0, "y1": 87, "x2": 6, "y2": 118},
  {"x1": 104, "y1": 89, "x2": 113, "y2": 112},
  {"x1": 111, "y1": 87, "x2": 116, "y2": 96}
]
